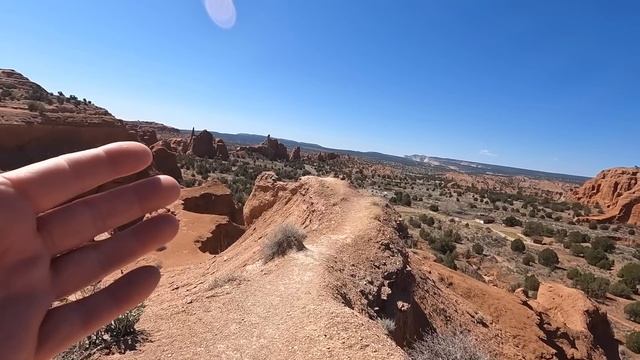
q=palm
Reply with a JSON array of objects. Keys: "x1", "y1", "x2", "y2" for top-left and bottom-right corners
[{"x1": 0, "y1": 142, "x2": 179, "y2": 360}]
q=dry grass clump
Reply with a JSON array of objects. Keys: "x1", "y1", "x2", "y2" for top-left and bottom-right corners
[
  {"x1": 377, "y1": 317, "x2": 396, "y2": 334},
  {"x1": 207, "y1": 273, "x2": 243, "y2": 291},
  {"x1": 408, "y1": 331, "x2": 490, "y2": 360},
  {"x1": 262, "y1": 223, "x2": 307, "y2": 263}
]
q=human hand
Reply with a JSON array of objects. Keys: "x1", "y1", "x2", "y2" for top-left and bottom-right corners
[{"x1": 0, "y1": 142, "x2": 180, "y2": 360}]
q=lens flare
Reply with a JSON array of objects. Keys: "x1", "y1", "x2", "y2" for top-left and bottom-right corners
[{"x1": 204, "y1": 0, "x2": 237, "y2": 29}]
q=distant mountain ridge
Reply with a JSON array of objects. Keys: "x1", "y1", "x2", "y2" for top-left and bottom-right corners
[{"x1": 405, "y1": 154, "x2": 588, "y2": 184}]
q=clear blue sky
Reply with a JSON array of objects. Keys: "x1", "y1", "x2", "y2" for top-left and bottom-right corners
[{"x1": 2, "y1": 0, "x2": 639, "y2": 176}]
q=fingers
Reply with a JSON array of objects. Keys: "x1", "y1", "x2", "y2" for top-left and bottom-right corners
[
  {"x1": 36, "y1": 266, "x2": 160, "y2": 360},
  {"x1": 50, "y1": 214, "x2": 178, "y2": 299},
  {"x1": 1, "y1": 142, "x2": 152, "y2": 214},
  {"x1": 38, "y1": 175, "x2": 180, "y2": 256}
]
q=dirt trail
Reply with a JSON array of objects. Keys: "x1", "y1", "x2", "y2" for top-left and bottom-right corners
[{"x1": 117, "y1": 177, "x2": 406, "y2": 360}]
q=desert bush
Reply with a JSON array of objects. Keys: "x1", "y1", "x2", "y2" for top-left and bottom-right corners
[
  {"x1": 442, "y1": 251, "x2": 458, "y2": 270},
  {"x1": 418, "y1": 213, "x2": 429, "y2": 223},
  {"x1": 408, "y1": 331, "x2": 490, "y2": 360},
  {"x1": 377, "y1": 317, "x2": 396, "y2": 334},
  {"x1": 262, "y1": 224, "x2": 306, "y2": 263},
  {"x1": 618, "y1": 263, "x2": 640, "y2": 289},
  {"x1": 630, "y1": 229, "x2": 637, "y2": 236},
  {"x1": 589, "y1": 221, "x2": 598, "y2": 230},
  {"x1": 566, "y1": 267, "x2": 581, "y2": 280},
  {"x1": 524, "y1": 274, "x2": 540, "y2": 292},
  {"x1": 538, "y1": 248, "x2": 559, "y2": 268},
  {"x1": 408, "y1": 216, "x2": 422, "y2": 229},
  {"x1": 570, "y1": 244, "x2": 587, "y2": 257},
  {"x1": 472, "y1": 243, "x2": 484, "y2": 255},
  {"x1": 522, "y1": 253, "x2": 535, "y2": 266},
  {"x1": 26, "y1": 100, "x2": 46, "y2": 113},
  {"x1": 625, "y1": 302, "x2": 640, "y2": 323},
  {"x1": 609, "y1": 281, "x2": 634, "y2": 299},
  {"x1": 567, "y1": 231, "x2": 590, "y2": 244},
  {"x1": 626, "y1": 331, "x2": 640, "y2": 354},
  {"x1": 571, "y1": 270, "x2": 610, "y2": 299},
  {"x1": 523, "y1": 221, "x2": 555, "y2": 237},
  {"x1": 503, "y1": 216, "x2": 522, "y2": 227},
  {"x1": 431, "y1": 238, "x2": 456, "y2": 254},
  {"x1": 58, "y1": 303, "x2": 146, "y2": 359},
  {"x1": 584, "y1": 248, "x2": 611, "y2": 269},
  {"x1": 595, "y1": 258, "x2": 614, "y2": 271},
  {"x1": 591, "y1": 236, "x2": 616, "y2": 253},
  {"x1": 510, "y1": 238, "x2": 525, "y2": 253},
  {"x1": 599, "y1": 224, "x2": 610, "y2": 231}
]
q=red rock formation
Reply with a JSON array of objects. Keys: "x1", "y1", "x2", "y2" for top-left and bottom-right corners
[
  {"x1": 215, "y1": 138, "x2": 229, "y2": 161},
  {"x1": 243, "y1": 172, "x2": 302, "y2": 226},
  {"x1": 150, "y1": 141, "x2": 183, "y2": 183},
  {"x1": 290, "y1": 146, "x2": 301, "y2": 161},
  {"x1": 571, "y1": 167, "x2": 640, "y2": 225},
  {"x1": 237, "y1": 135, "x2": 289, "y2": 161},
  {"x1": 137, "y1": 128, "x2": 159, "y2": 147},
  {"x1": 190, "y1": 130, "x2": 216, "y2": 158}
]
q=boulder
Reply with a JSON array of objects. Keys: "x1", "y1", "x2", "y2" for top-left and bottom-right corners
[
  {"x1": 190, "y1": 130, "x2": 216, "y2": 158},
  {"x1": 151, "y1": 141, "x2": 183, "y2": 182}
]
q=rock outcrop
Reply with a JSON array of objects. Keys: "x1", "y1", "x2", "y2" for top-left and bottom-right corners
[
  {"x1": 190, "y1": 130, "x2": 216, "y2": 158},
  {"x1": 215, "y1": 138, "x2": 229, "y2": 161},
  {"x1": 243, "y1": 172, "x2": 298, "y2": 226},
  {"x1": 571, "y1": 167, "x2": 640, "y2": 225},
  {"x1": 136, "y1": 128, "x2": 159, "y2": 147},
  {"x1": 534, "y1": 283, "x2": 619, "y2": 360},
  {"x1": 290, "y1": 146, "x2": 301, "y2": 161},
  {"x1": 237, "y1": 135, "x2": 289, "y2": 161},
  {"x1": 0, "y1": 69, "x2": 144, "y2": 170},
  {"x1": 151, "y1": 141, "x2": 183, "y2": 183}
]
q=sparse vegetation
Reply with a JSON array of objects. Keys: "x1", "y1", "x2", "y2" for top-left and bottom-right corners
[
  {"x1": 472, "y1": 243, "x2": 484, "y2": 255},
  {"x1": 503, "y1": 215, "x2": 522, "y2": 227},
  {"x1": 524, "y1": 274, "x2": 540, "y2": 292},
  {"x1": 58, "y1": 303, "x2": 147, "y2": 359},
  {"x1": 377, "y1": 317, "x2": 396, "y2": 334},
  {"x1": 625, "y1": 302, "x2": 640, "y2": 323},
  {"x1": 618, "y1": 263, "x2": 640, "y2": 289},
  {"x1": 538, "y1": 248, "x2": 559, "y2": 269},
  {"x1": 609, "y1": 280, "x2": 634, "y2": 299},
  {"x1": 408, "y1": 331, "x2": 490, "y2": 360},
  {"x1": 510, "y1": 238, "x2": 525, "y2": 253},
  {"x1": 262, "y1": 224, "x2": 307, "y2": 263},
  {"x1": 522, "y1": 253, "x2": 535, "y2": 266},
  {"x1": 626, "y1": 331, "x2": 640, "y2": 354},
  {"x1": 569, "y1": 269, "x2": 610, "y2": 299}
]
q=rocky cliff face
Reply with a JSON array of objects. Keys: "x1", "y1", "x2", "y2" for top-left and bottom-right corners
[{"x1": 571, "y1": 167, "x2": 640, "y2": 225}]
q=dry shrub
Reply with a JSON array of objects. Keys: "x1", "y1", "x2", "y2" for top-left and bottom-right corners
[
  {"x1": 377, "y1": 317, "x2": 396, "y2": 334},
  {"x1": 56, "y1": 284, "x2": 147, "y2": 360},
  {"x1": 262, "y1": 223, "x2": 307, "y2": 263},
  {"x1": 408, "y1": 331, "x2": 490, "y2": 360}
]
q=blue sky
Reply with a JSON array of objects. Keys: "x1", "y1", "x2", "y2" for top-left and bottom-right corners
[{"x1": 1, "y1": 0, "x2": 639, "y2": 176}]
